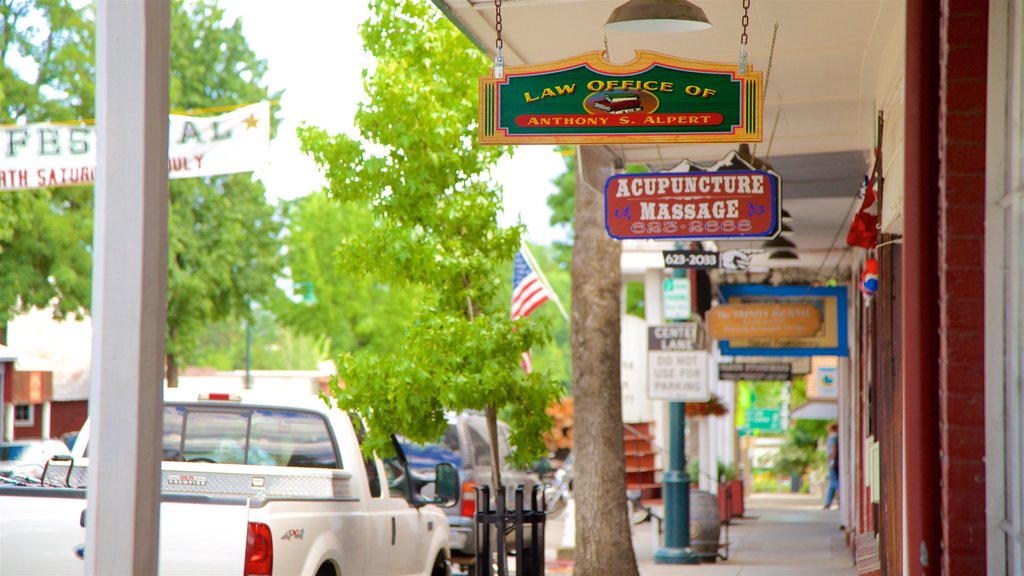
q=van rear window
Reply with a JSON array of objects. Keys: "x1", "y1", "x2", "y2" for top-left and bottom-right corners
[{"x1": 162, "y1": 405, "x2": 340, "y2": 469}]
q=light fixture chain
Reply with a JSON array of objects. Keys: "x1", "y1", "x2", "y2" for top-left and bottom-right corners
[
  {"x1": 750, "y1": 23, "x2": 779, "y2": 165},
  {"x1": 762, "y1": 23, "x2": 779, "y2": 100},
  {"x1": 738, "y1": 0, "x2": 751, "y2": 73},
  {"x1": 493, "y1": 0, "x2": 504, "y2": 78},
  {"x1": 741, "y1": 0, "x2": 750, "y2": 45}
]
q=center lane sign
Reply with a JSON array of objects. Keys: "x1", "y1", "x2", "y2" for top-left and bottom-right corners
[
  {"x1": 648, "y1": 324, "x2": 710, "y2": 402},
  {"x1": 605, "y1": 170, "x2": 781, "y2": 240}
]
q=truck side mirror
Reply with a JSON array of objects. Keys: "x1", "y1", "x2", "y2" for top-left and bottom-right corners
[{"x1": 433, "y1": 463, "x2": 459, "y2": 508}]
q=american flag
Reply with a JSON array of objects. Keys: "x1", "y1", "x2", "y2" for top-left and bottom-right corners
[{"x1": 512, "y1": 248, "x2": 553, "y2": 373}]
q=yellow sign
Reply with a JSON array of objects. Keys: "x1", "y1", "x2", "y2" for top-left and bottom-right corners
[{"x1": 706, "y1": 303, "x2": 822, "y2": 340}]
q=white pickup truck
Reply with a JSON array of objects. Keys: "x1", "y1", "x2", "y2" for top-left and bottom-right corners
[{"x1": 0, "y1": 389, "x2": 458, "y2": 576}]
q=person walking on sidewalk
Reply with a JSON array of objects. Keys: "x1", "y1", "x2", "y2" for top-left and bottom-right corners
[{"x1": 824, "y1": 423, "x2": 840, "y2": 509}]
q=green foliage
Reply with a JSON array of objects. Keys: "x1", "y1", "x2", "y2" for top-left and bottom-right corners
[
  {"x1": 770, "y1": 426, "x2": 819, "y2": 477},
  {"x1": 0, "y1": 0, "x2": 96, "y2": 326},
  {"x1": 686, "y1": 458, "x2": 699, "y2": 481},
  {"x1": 163, "y1": 0, "x2": 284, "y2": 376},
  {"x1": 275, "y1": 192, "x2": 424, "y2": 359},
  {"x1": 189, "y1": 309, "x2": 323, "y2": 371},
  {"x1": 301, "y1": 0, "x2": 561, "y2": 467},
  {"x1": 546, "y1": 146, "x2": 576, "y2": 262},
  {"x1": 624, "y1": 281, "x2": 645, "y2": 318},
  {"x1": 0, "y1": 0, "x2": 285, "y2": 372},
  {"x1": 166, "y1": 175, "x2": 282, "y2": 370},
  {"x1": 717, "y1": 460, "x2": 737, "y2": 483}
]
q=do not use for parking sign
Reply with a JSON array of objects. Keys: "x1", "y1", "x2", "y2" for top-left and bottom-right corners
[{"x1": 647, "y1": 350, "x2": 710, "y2": 402}]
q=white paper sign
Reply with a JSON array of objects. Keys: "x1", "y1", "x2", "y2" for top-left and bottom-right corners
[{"x1": 647, "y1": 350, "x2": 710, "y2": 401}]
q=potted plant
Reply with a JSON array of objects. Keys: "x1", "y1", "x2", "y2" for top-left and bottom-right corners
[
  {"x1": 716, "y1": 461, "x2": 743, "y2": 521},
  {"x1": 686, "y1": 393, "x2": 729, "y2": 417}
]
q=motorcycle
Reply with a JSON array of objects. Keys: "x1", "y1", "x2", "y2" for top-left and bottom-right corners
[{"x1": 543, "y1": 454, "x2": 573, "y2": 519}]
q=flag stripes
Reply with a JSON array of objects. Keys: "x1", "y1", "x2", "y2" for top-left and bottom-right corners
[{"x1": 511, "y1": 248, "x2": 555, "y2": 374}]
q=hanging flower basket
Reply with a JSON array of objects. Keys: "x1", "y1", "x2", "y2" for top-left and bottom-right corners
[{"x1": 686, "y1": 393, "x2": 729, "y2": 417}]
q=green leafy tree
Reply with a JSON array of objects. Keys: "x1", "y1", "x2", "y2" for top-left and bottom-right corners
[
  {"x1": 0, "y1": 0, "x2": 284, "y2": 380},
  {"x1": 189, "y1": 311, "x2": 323, "y2": 372},
  {"x1": 299, "y1": 0, "x2": 561, "y2": 478},
  {"x1": 163, "y1": 0, "x2": 284, "y2": 386},
  {"x1": 275, "y1": 192, "x2": 424, "y2": 360},
  {"x1": 0, "y1": 0, "x2": 96, "y2": 342}
]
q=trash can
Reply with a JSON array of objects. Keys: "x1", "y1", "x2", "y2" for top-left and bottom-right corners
[{"x1": 689, "y1": 489, "x2": 722, "y2": 563}]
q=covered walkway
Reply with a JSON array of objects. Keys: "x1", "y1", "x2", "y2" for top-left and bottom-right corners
[{"x1": 545, "y1": 493, "x2": 855, "y2": 576}]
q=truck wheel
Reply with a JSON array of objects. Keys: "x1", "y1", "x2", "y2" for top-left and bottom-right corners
[
  {"x1": 431, "y1": 553, "x2": 451, "y2": 576},
  {"x1": 315, "y1": 563, "x2": 337, "y2": 576}
]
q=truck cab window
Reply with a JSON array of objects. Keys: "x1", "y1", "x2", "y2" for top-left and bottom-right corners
[
  {"x1": 468, "y1": 426, "x2": 492, "y2": 467},
  {"x1": 182, "y1": 410, "x2": 249, "y2": 464},
  {"x1": 250, "y1": 409, "x2": 339, "y2": 469},
  {"x1": 162, "y1": 406, "x2": 186, "y2": 461}
]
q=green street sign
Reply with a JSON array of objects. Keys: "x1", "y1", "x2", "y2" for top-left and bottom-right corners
[
  {"x1": 747, "y1": 408, "x2": 784, "y2": 432},
  {"x1": 479, "y1": 51, "x2": 762, "y2": 145},
  {"x1": 663, "y1": 278, "x2": 692, "y2": 321}
]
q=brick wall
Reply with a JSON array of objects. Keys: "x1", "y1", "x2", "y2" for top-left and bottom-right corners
[{"x1": 938, "y1": 0, "x2": 989, "y2": 573}]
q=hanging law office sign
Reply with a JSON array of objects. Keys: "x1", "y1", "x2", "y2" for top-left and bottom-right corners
[{"x1": 478, "y1": 51, "x2": 762, "y2": 145}]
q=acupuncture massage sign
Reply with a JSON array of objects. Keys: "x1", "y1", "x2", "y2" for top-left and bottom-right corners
[
  {"x1": 478, "y1": 51, "x2": 762, "y2": 144},
  {"x1": 604, "y1": 169, "x2": 781, "y2": 240}
]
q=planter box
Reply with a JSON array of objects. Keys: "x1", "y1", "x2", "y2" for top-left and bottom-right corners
[{"x1": 717, "y1": 480, "x2": 745, "y2": 522}]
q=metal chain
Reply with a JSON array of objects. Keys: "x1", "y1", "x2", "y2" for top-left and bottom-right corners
[
  {"x1": 738, "y1": 0, "x2": 751, "y2": 73},
  {"x1": 762, "y1": 23, "x2": 779, "y2": 100},
  {"x1": 741, "y1": 0, "x2": 750, "y2": 45},
  {"x1": 750, "y1": 23, "x2": 779, "y2": 165},
  {"x1": 494, "y1": 0, "x2": 504, "y2": 78}
]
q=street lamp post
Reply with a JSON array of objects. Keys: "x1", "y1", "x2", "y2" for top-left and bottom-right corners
[{"x1": 655, "y1": 400, "x2": 700, "y2": 564}]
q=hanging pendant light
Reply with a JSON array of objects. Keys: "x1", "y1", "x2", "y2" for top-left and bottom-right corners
[
  {"x1": 768, "y1": 250, "x2": 800, "y2": 261},
  {"x1": 762, "y1": 235, "x2": 796, "y2": 250},
  {"x1": 605, "y1": 0, "x2": 712, "y2": 33}
]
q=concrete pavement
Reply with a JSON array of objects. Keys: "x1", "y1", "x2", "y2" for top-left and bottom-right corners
[{"x1": 544, "y1": 493, "x2": 856, "y2": 576}]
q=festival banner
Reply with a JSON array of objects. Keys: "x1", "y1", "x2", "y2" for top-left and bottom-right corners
[
  {"x1": 0, "y1": 101, "x2": 271, "y2": 191},
  {"x1": 479, "y1": 51, "x2": 762, "y2": 145}
]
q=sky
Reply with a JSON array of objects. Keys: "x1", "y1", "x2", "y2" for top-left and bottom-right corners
[{"x1": 218, "y1": 0, "x2": 570, "y2": 246}]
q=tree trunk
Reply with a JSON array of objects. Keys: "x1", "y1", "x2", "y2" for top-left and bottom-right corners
[
  {"x1": 571, "y1": 145, "x2": 639, "y2": 576},
  {"x1": 166, "y1": 353, "x2": 178, "y2": 388},
  {"x1": 485, "y1": 405, "x2": 503, "y2": 490}
]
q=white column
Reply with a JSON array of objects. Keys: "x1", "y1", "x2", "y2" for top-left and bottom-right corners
[
  {"x1": 40, "y1": 401, "x2": 51, "y2": 439},
  {"x1": 87, "y1": 2, "x2": 170, "y2": 574},
  {"x1": 2, "y1": 403, "x2": 12, "y2": 441},
  {"x1": 644, "y1": 268, "x2": 668, "y2": 468}
]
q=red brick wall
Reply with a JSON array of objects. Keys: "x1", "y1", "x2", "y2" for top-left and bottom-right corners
[{"x1": 938, "y1": 0, "x2": 988, "y2": 573}]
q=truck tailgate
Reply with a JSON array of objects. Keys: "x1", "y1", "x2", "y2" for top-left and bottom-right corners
[
  {"x1": 0, "y1": 487, "x2": 251, "y2": 575},
  {"x1": 0, "y1": 487, "x2": 87, "y2": 574}
]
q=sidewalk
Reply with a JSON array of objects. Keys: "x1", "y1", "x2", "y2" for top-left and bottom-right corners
[{"x1": 544, "y1": 493, "x2": 855, "y2": 576}]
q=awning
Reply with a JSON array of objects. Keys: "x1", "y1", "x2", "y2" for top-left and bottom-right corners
[
  {"x1": 0, "y1": 344, "x2": 17, "y2": 363},
  {"x1": 791, "y1": 399, "x2": 838, "y2": 420}
]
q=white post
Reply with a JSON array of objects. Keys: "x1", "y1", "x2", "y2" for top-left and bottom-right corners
[
  {"x1": 87, "y1": 2, "x2": 170, "y2": 574},
  {"x1": 40, "y1": 400, "x2": 50, "y2": 439},
  {"x1": 2, "y1": 403, "x2": 12, "y2": 441}
]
